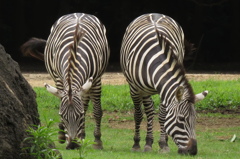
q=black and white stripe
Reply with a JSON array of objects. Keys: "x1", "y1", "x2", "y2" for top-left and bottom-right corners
[
  {"x1": 45, "y1": 13, "x2": 109, "y2": 149},
  {"x1": 120, "y1": 13, "x2": 207, "y2": 155},
  {"x1": 21, "y1": 13, "x2": 109, "y2": 149}
]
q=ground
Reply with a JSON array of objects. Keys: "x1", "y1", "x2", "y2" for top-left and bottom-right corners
[
  {"x1": 106, "y1": 110, "x2": 240, "y2": 129},
  {"x1": 22, "y1": 72, "x2": 240, "y2": 138},
  {"x1": 23, "y1": 72, "x2": 240, "y2": 87}
]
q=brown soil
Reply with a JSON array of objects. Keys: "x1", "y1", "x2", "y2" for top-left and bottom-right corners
[
  {"x1": 106, "y1": 113, "x2": 240, "y2": 133},
  {"x1": 23, "y1": 72, "x2": 128, "y2": 87},
  {"x1": 23, "y1": 72, "x2": 240, "y2": 87}
]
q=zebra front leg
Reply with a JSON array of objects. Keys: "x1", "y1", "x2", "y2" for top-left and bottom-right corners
[
  {"x1": 91, "y1": 86, "x2": 103, "y2": 149},
  {"x1": 158, "y1": 104, "x2": 170, "y2": 153},
  {"x1": 92, "y1": 105, "x2": 103, "y2": 149},
  {"x1": 58, "y1": 122, "x2": 66, "y2": 144},
  {"x1": 142, "y1": 96, "x2": 154, "y2": 152},
  {"x1": 131, "y1": 92, "x2": 143, "y2": 152},
  {"x1": 79, "y1": 95, "x2": 90, "y2": 140}
]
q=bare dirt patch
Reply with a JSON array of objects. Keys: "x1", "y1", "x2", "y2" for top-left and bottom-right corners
[
  {"x1": 104, "y1": 111, "x2": 240, "y2": 130},
  {"x1": 23, "y1": 72, "x2": 240, "y2": 87},
  {"x1": 105, "y1": 112, "x2": 240, "y2": 141},
  {"x1": 23, "y1": 72, "x2": 128, "y2": 87}
]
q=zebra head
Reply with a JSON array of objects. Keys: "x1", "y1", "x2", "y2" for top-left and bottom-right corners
[
  {"x1": 44, "y1": 77, "x2": 93, "y2": 149},
  {"x1": 165, "y1": 86, "x2": 208, "y2": 155}
]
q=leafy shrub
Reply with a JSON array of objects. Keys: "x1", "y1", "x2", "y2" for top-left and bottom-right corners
[
  {"x1": 23, "y1": 119, "x2": 61, "y2": 159},
  {"x1": 74, "y1": 139, "x2": 96, "y2": 159}
]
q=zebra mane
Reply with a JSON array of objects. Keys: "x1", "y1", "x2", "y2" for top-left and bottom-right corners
[
  {"x1": 172, "y1": 49, "x2": 196, "y2": 104},
  {"x1": 67, "y1": 22, "x2": 85, "y2": 100},
  {"x1": 155, "y1": 30, "x2": 195, "y2": 104},
  {"x1": 184, "y1": 39, "x2": 195, "y2": 58},
  {"x1": 182, "y1": 74, "x2": 195, "y2": 103}
]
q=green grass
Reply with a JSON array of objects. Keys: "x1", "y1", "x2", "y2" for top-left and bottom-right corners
[
  {"x1": 33, "y1": 79, "x2": 240, "y2": 159},
  {"x1": 191, "y1": 79, "x2": 240, "y2": 110},
  {"x1": 34, "y1": 79, "x2": 240, "y2": 112}
]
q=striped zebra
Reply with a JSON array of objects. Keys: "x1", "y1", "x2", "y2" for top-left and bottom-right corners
[
  {"x1": 21, "y1": 13, "x2": 110, "y2": 149},
  {"x1": 120, "y1": 13, "x2": 208, "y2": 155}
]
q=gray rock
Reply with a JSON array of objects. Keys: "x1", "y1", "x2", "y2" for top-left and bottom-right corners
[{"x1": 0, "y1": 44, "x2": 40, "y2": 159}]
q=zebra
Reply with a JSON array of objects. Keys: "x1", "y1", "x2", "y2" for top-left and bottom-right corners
[
  {"x1": 21, "y1": 13, "x2": 110, "y2": 149},
  {"x1": 120, "y1": 13, "x2": 208, "y2": 155}
]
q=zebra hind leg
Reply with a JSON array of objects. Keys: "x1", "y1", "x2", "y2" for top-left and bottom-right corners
[
  {"x1": 142, "y1": 96, "x2": 154, "y2": 152},
  {"x1": 91, "y1": 89, "x2": 103, "y2": 150},
  {"x1": 80, "y1": 95, "x2": 88, "y2": 140},
  {"x1": 158, "y1": 104, "x2": 170, "y2": 153},
  {"x1": 132, "y1": 106, "x2": 143, "y2": 152},
  {"x1": 92, "y1": 110, "x2": 103, "y2": 149},
  {"x1": 131, "y1": 92, "x2": 143, "y2": 152}
]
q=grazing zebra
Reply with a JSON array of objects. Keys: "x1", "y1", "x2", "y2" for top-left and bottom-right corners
[
  {"x1": 21, "y1": 13, "x2": 110, "y2": 149},
  {"x1": 120, "y1": 13, "x2": 208, "y2": 155}
]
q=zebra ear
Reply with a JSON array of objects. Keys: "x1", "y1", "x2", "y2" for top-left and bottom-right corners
[
  {"x1": 175, "y1": 86, "x2": 184, "y2": 102},
  {"x1": 78, "y1": 77, "x2": 93, "y2": 96},
  {"x1": 44, "y1": 83, "x2": 63, "y2": 98},
  {"x1": 195, "y1": 90, "x2": 208, "y2": 103}
]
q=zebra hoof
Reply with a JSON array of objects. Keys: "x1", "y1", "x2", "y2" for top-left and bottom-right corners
[
  {"x1": 143, "y1": 145, "x2": 152, "y2": 152},
  {"x1": 159, "y1": 146, "x2": 170, "y2": 153},
  {"x1": 93, "y1": 140, "x2": 103, "y2": 149},
  {"x1": 131, "y1": 146, "x2": 141, "y2": 152},
  {"x1": 93, "y1": 144, "x2": 103, "y2": 150},
  {"x1": 58, "y1": 138, "x2": 65, "y2": 144}
]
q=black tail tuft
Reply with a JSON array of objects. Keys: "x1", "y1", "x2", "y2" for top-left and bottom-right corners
[{"x1": 20, "y1": 37, "x2": 47, "y2": 61}]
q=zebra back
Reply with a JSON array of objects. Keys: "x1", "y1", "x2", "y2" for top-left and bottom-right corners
[{"x1": 122, "y1": 13, "x2": 185, "y2": 64}]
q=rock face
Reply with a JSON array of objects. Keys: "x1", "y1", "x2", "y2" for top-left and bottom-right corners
[{"x1": 0, "y1": 44, "x2": 40, "y2": 159}]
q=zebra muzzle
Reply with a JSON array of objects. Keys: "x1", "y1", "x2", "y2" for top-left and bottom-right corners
[{"x1": 178, "y1": 138, "x2": 197, "y2": 155}]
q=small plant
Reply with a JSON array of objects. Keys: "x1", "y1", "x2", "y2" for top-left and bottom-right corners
[
  {"x1": 74, "y1": 139, "x2": 96, "y2": 159},
  {"x1": 23, "y1": 119, "x2": 62, "y2": 159}
]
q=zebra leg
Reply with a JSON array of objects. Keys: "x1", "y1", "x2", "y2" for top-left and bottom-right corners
[
  {"x1": 90, "y1": 82, "x2": 103, "y2": 149},
  {"x1": 58, "y1": 122, "x2": 66, "y2": 144},
  {"x1": 131, "y1": 89, "x2": 143, "y2": 152},
  {"x1": 142, "y1": 96, "x2": 154, "y2": 152},
  {"x1": 78, "y1": 95, "x2": 91, "y2": 141},
  {"x1": 158, "y1": 104, "x2": 170, "y2": 153}
]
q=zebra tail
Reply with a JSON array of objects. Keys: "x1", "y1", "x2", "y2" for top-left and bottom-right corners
[
  {"x1": 67, "y1": 23, "x2": 86, "y2": 99},
  {"x1": 20, "y1": 37, "x2": 46, "y2": 61}
]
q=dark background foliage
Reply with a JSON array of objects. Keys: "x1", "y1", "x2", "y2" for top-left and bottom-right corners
[{"x1": 0, "y1": 0, "x2": 239, "y2": 72}]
